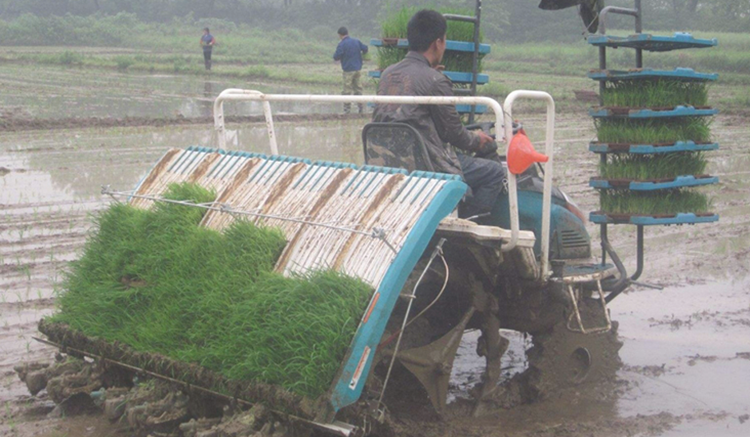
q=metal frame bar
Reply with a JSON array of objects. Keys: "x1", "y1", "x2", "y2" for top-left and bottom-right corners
[
  {"x1": 597, "y1": 0, "x2": 643, "y2": 101},
  {"x1": 213, "y1": 89, "x2": 548, "y2": 254},
  {"x1": 103, "y1": 187, "x2": 399, "y2": 254},
  {"x1": 503, "y1": 90, "x2": 555, "y2": 278},
  {"x1": 566, "y1": 280, "x2": 612, "y2": 334},
  {"x1": 596, "y1": 1, "x2": 644, "y2": 290}
]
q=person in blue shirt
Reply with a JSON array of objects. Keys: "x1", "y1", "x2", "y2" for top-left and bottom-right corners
[
  {"x1": 333, "y1": 27, "x2": 368, "y2": 114},
  {"x1": 200, "y1": 28, "x2": 216, "y2": 71}
]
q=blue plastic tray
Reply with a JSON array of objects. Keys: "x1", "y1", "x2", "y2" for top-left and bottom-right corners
[
  {"x1": 589, "y1": 141, "x2": 719, "y2": 154},
  {"x1": 590, "y1": 175, "x2": 718, "y2": 191},
  {"x1": 588, "y1": 68, "x2": 718, "y2": 82},
  {"x1": 368, "y1": 70, "x2": 489, "y2": 85},
  {"x1": 456, "y1": 104, "x2": 487, "y2": 114},
  {"x1": 587, "y1": 32, "x2": 718, "y2": 52},
  {"x1": 370, "y1": 38, "x2": 491, "y2": 54},
  {"x1": 590, "y1": 106, "x2": 718, "y2": 119},
  {"x1": 590, "y1": 212, "x2": 719, "y2": 226}
]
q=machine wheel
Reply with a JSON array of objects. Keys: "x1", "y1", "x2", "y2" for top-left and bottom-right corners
[{"x1": 524, "y1": 299, "x2": 623, "y2": 400}]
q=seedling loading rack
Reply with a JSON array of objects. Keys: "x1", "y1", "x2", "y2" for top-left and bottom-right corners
[{"x1": 586, "y1": 0, "x2": 719, "y2": 294}]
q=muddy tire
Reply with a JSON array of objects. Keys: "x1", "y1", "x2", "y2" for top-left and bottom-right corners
[{"x1": 524, "y1": 300, "x2": 623, "y2": 400}]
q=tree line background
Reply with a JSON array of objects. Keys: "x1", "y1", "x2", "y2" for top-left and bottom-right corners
[{"x1": 0, "y1": 0, "x2": 748, "y2": 45}]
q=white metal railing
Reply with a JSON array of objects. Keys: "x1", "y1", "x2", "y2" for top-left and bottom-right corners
[
  {"x1": 503, "y1": 91, "x2": 555, "y2": 280},
  {"x1": 212, "y1": 89, "x2": 554, "y2": 261}
]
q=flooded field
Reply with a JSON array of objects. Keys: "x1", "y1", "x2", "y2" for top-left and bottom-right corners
[
  {"x1": 0, "y1": 63, "x2": 344, "y2": 120},
  {"x1": 1, "y1": 65, "x2": 749, "y2": 437}
]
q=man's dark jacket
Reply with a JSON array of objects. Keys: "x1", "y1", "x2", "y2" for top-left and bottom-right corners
[
  {"x1": 333, "y1": 36, "x2": 368, "y2": 72},
  {"x1": 372, "y1": 51, "x2": 480, "y2": 176}
]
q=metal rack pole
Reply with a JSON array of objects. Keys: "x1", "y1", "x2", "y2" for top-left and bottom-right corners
[
  {"x1": 469, "y1": 0, "x2": 482, "y2": 123},
  {"x1": 635, "y1": 0, "x2": 643, "y2": 68},
  {"x1": 444, "y1": 0, "x2": 482, "y2": 124}
]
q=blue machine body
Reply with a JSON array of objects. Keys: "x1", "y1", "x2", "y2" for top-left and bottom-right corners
[{"x1": 491, "y1": 165, "x2": 591, "y2": 260}]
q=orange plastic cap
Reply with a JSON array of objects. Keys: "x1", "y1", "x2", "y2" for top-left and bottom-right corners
[{"x1": 507, "y1": 129, "x2": 549, "y2": 175}]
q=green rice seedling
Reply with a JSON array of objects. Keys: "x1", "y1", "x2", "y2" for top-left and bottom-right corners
[
  {"x1": 376, "y1": 46, "x2": 406, "y2": 71},
  {"x1": 599, "y1": 152, "x2": 708, "y2": 180},
  {"x1": 53, "y1": 182, "x2": 372, "y2": 399},
  {"x1": 601, "y1": 79, "x2": 710, "y2": 108},
  {"x1": 595, "y1": 117, "x2": 713, "y2": 144},
  {"x1": 380, "y1": 6, "x2": 481, "y2": 42},
  {"x1": 600, "y1": 189, "x2": 712, "y2": 215}
]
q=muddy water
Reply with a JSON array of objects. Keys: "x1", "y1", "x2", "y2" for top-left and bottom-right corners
[
  {"x1": 616, "y1": 279, "x2": 750, "y2": 436},
  {"x1": 1, "y1": 107, "x2": 749, "y2": 436},
  {"x1": 0, "y1": 64, "x2": 346, "y2": 120}
]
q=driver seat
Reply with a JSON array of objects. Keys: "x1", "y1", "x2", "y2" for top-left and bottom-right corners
[{"x1": 361, "y1": 122, "x2": 435, "y2": 172}]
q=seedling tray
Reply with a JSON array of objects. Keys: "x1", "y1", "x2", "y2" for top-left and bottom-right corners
[
  {"x1": 590, "y1": 212, "x2": 719, "y2": 226},
  {"x1": 368, "y1": 70, "x2": 489, "y2": 85},
  {"x1": 590, "y1": 175, "x2": 718, "y2": 191},
  {"x1": 371, "y1": 38, "x2": 491, "y2": 54},
  {"x1": 587, "y1": 32, "x2": 718, "y2": 52},
  {"x1": 589, "y1": 141, "x2": 719, "y2": 154},
  {"x1": 588, "y1": 68, "x2": 718, "y2": 82},
  {"x1": 590, "y1": 105, "x2": 718, "y2": 119}
]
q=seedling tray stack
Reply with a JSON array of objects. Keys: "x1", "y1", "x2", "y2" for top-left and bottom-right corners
[
  {"x1": 587, "y1": 33, "x2": 720, "y2": 226},
  {"x1": 369, "y1": 3, "x2": 491, "y2": 117}
]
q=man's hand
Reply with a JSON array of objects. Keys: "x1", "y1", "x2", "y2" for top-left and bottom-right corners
[
  {"x1": 477, "y1": 131, "x2": 496, "y2": 151},
  {"x1": 474, "y1": 131, "x2": 499, "y2": 159}
]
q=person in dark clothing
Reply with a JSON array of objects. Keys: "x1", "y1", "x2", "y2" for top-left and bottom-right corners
[
  {"x1": 372, "y1": 10, "x2": 505, "y2": 217},
  {"x1": 333, "y1": 26, "x2": 368, "y2": 114},
  {"x1": 200, "y1": 28, "x2": 215, "y2": 70}
]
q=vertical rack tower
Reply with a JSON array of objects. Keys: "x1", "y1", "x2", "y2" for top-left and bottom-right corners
[{"x1": 586, "y1": 0, "x2": 719, "y2": 295}]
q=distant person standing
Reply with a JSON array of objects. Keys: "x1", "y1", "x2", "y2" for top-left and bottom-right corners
[
  {"x1": 201, "y1": 28, "x2": 215, "y2": 70},
  {"x1": 333, "y1": 27, "x2": 368, "y2": 114}
]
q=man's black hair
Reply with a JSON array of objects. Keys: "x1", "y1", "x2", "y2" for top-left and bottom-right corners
[
  {"x1": 338, "y1": 26, "x2": 348, "y2": 36},
  {"x1": 204, "y1": 27, "x2": 210, "y2": 32},
  {"x1": 407, "y1": 9, "x2": 446, "y2": 52}
]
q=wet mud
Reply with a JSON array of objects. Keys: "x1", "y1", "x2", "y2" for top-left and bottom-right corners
[
  {"x1": 0, "y1": 113, "x2": 368, "y2": 133},
  {"x1": 37, "y1": 320, "x2": 316, "y2": 419},
  {"x1": 1, "y1": 65, "x2": 749, "y2": 436}
]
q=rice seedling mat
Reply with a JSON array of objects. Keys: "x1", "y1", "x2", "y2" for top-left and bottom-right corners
[
  {"x1": 587, "y1": 32, "x2": 718, "y2": 52},
  {"x1": 594, "y1": 117, "x2": 713, "y2": 145},
  {"x1": 589, "y1": 141, "x2": 719, "y2": 154},
  {"x1": 588, "y1": 68, "x2": 718, "y2": 82},
  {"x1": 590, "y1": 175, "x2": 718, "y2": 191}
]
